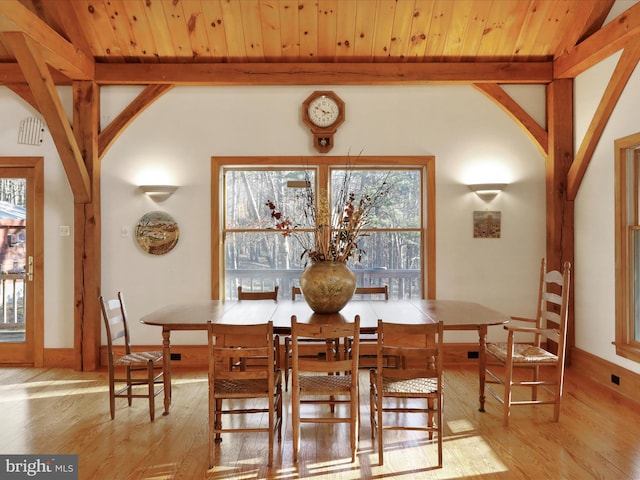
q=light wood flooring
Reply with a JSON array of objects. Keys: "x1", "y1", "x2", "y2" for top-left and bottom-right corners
[{"x1": 0, "y1": 364, "x2": 638, "y2": 479}]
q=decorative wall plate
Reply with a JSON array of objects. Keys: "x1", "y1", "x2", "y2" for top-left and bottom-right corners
[{"x1": 135, "y1": 211, "x2": 179, "y2": 255}]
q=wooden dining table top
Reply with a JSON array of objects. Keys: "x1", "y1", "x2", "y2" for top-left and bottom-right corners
[{"x1": 140, "y1": 298, "x2": 510, "y2": 333}]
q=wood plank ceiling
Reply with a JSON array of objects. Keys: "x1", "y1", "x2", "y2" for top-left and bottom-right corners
[{"x1": 0, "y1": 0, "x2": 616, "y2": 73}]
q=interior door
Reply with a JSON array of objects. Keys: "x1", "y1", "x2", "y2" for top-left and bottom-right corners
[{"x1": 0, "y1": 158, "x2": 43, "y2": 366}]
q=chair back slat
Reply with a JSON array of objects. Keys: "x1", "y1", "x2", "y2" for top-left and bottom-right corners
[
  {"x1": 100, "y1": 292, "x2": 132, "y2": 354},
  {"x1": 377, "y1": 320, "x2": 443, "y2": 379},
  {"x1": 291, "y1": 315, "x2": 360, "y2": 376},
  {"x1": 291, "y1": 286, "x2": 302, "y2": 300},
  {"x1": 208, "y1": 322, "x2": 275, "y2": 383},
  {"x1": 354, "y1": 285, "x2": 389, "y2": 300},
  {"x1": 237, "y1": 286, "x2": 279, "y2": 300}
]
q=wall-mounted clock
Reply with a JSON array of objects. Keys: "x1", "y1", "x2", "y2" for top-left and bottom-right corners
[{"x1": 302, "y1": 91, "x2": 345, "y2": 153}]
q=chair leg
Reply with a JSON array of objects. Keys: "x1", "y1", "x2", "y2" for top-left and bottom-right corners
[
  {"x1": 553, "y1": 365, "x2": 564, "y2": 422},
  {"x1": 377, "y1": 395, "x2": 384, "y2": 465},
  {"x1": 276, "y1": 383, "x2": 283, "y2": 441},
  {"x1": 503, "y1": 362, "x2": 514, "y2": 426},
  {"x1": 369, "y1": 384, "x2": 375, "y2": 440},
  {"x1": 284, "y1": 337, "x2": 290, "y2": 392},
  {"x1": 268, "y1": 397, "x2": 274, "y2": 467},
  {"x1": 350, "y1": 387, "x2": 359, "y2": 462},
  {"x1": 208, "y1": 388, "x2": 215, "y2": 468},
  {"x1": 437, "y1": 395, "x2": 443, "y2": 468},
  {"x1": 214, "y1": 399, "x2": 223, "y2": 442},
  {"x1": 147, "y1": 362, "x2": 155, "y2": 422},
  {"x1": 292, "y1": 385, "x2": 300, "y2": 462},
  {"x1": 107, "y1": 366, "x2": 116, "y2": 420},
  {"x1": 428, "y1": 398, "x2": 434, "y2": 439},
  {"x1": 126, "y1": 366, "x2": 133, "y2": 406}
]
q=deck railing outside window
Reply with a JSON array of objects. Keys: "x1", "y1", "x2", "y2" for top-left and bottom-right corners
[
  {"x1": 227, "y1": 268, "x2": 421, "y2": 301},
  {"x1": 0, "y1": 273, "x2": 26, "y2": 342}
]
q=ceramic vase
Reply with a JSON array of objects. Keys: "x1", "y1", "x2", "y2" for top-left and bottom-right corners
[{"x1": 299, "y1": 261, "x2": 357, "y2": 314}]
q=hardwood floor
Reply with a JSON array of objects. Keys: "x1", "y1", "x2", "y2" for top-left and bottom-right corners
[{"x1": 0, "y1": 364, "x2": 637, "y2": 479}]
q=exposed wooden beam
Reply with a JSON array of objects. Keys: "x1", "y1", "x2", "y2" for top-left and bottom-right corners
[
  {"x1": 0, "y1": 0, "x2": 93, "y2": 80},
  {"x1": 0, "y1": 63, "x2": 70, "y2": 84},
  {"x1": 567, "y1": 38, "x2": 640, "y2": 201},
  {"x1": 72, "y1": 81, "x2": 101, "y2": 372},
  {"x1": 1, "y1": 60, "x2": 554, "y2": 86},
  {"x1": 546, "y1": 78, "x2": 575, "y2": 363},
  {"x1": 95, "y1": 62, "x2": 553, "y2": 86},
  {"x1": 472, "y1": 83, "x2": 548, "y2": 156},
  {"x1": 3, "y1": 31, "x2": 90, "y2": 203},
  {"x1": 98, "y1": 84, "x2": 175, "y2": 158},
  {"x1": 554, "y1": 2, "x2": 640, "y2": 78}
]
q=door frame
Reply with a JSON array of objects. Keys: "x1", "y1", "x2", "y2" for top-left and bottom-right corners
[{"x1": 0, "y1": 157, "x2": 44, "y2": 366}]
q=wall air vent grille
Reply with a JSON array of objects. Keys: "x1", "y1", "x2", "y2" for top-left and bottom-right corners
[{"x1": 18, "y1": 117, "x2": 45, "y2": 146}]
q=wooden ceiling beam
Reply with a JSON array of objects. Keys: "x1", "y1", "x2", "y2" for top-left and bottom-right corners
[
  {"x1": 94, "y1": 61, "x2": 553, "y2": 85},
  {"x1": 554, "y1": 2, "x2": 640, "y2": 78},
  {"x1": 3, "y1": 31, "x2": 90, "y2": 203},
  {"x1": 0, "y1": 0, "x2": 93, "y2": 80},
  {"x1": 0, "y1": 63, "x2": 70, "y2": 84},
  {"x1": 472, "y1": 83, "x2": 548, "y2": 156},
  {"x1": 98, "y1": 84, "x2": 175, "y2": 159},
  {"x1": 567, "y1": 38, "x2": 640, "y2": 201}
]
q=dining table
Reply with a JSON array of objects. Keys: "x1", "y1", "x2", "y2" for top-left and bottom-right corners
[{"x1": 140, "y1": 298, "x2": 510, "y2": 415}]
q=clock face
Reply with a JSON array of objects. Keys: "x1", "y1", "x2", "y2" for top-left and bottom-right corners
[{"x1": 307, "y1": 95, "x2": 340, "y2": 128}]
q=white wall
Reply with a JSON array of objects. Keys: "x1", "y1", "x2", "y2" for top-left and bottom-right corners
[
  {"x1": 574, "y1": 52, "x2": 640, "y2": 375},
  {"x1": 0, "y1": 87, "x2": 75, "y2": 348},
  {"x1": 98, "y1": 84, "x2": 547, "y2": 345}
]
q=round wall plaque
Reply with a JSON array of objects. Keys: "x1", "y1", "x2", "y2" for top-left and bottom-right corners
[{"x1": 135, "y1": 211, "x2": 179, "y2": 255}]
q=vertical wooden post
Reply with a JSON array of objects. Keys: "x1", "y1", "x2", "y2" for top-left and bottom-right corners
[
  {"x1": 72, "y1": 81, "x2": 101, "y2": 371},
  {"x1": 546, "y1": 79, "x2": 575, "y2": 362}
]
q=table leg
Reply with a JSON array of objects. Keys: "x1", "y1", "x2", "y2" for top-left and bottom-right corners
[
  {"x1": 162, "y1": 327, "x2": 172, "y2": 415},
  {"x1": 478, "y1": 325, "x2": 487, "y2": 412}
]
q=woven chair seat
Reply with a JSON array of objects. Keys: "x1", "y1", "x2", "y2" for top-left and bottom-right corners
[
  {"x1": 115, "y1": 351, "x2": 163, "y2": 366},
  {"x1": 486, "y1": 342, "x2": 557, "y2": 364},
  {"x1": 213, "y1": 371, "x2": 282, "y2": 398},
  {"x1": 377, "y1": 375, "x2": 439, "y2": 395},
  {"x1": 299, "y1": 373, "x2": 353, "y2": 395}
]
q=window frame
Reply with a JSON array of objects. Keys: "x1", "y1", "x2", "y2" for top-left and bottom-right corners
[
  {"x1": 211, "y1": 156, "x2": 435, "y2": 300},
  {"x1": 614, "y1": 132, "x2": 640, "y2": 362}
]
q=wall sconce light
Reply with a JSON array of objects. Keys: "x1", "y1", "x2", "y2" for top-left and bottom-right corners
[
  {"x1": 467, "y1": 183, "x2": 507, "y2": 200},
  {"x1": 139, "y1": 184, "x2": 178, "y2": 202}
]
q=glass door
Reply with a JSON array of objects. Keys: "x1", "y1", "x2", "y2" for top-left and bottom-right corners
[{"x1": 0, "y1": 165, "x2": 37, "y2": 365}]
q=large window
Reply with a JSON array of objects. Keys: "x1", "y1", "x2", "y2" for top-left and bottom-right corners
[
  {"x1": 212, "y1": 156, "x2": 435, "y2": 300},
  {"x1": 615, "y1": 133, "x2": 640, "y2": 362}
]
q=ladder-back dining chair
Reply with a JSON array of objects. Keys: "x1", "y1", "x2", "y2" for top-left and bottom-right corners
[
  {"x1": 208, "y1": 321, "x2": 283, "y2": 467},
  {"x1": 99, "y1": 292, "x2": 165, "y2": 421},
  {"x1": 291, "y1": 314, "x2": 360, "y2": 463},
  {"x1": 236, "y1": 286, "x2": 280, "y2": 371},
  {"x1": 283, "y1": 286, "x2": 340, "y2": 390},
  {"x1": 369, "y1": 319, "x2": 444, "y2": 467},
  {"x1": 484, "y1": 259, "x2": 571, "y2": 426},
  {"x1": 345, "y1": 286, "x2": 395, "y2": 367}
]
